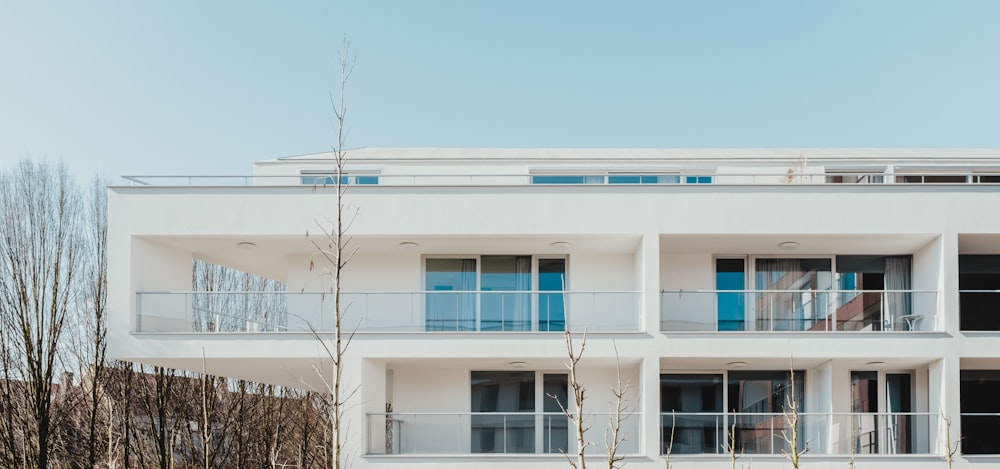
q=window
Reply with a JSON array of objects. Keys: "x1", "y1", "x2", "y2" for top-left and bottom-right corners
[
  {"x1": 471, "y1": 371, "x2": 567, "y2": 454},
  {"x1": 825, "y1": 168, "x2": 886, "y2": 184},
  {"x1": 896, "y1": 174, "x2": 967, "y2": 183},
  {"x1": 660, "y1": 374, "x2": 723, "y2": 454},
  {"x1": 530, "y1": 175, "x2": 590, "y2": 184},
  {"x1": 835, "y1": 255, "x2": 913, "y2": 331},
  {"x1": 960, "y1": 371, "x2": 1000, "y2": 454},
  {"x1": 712, "y1": 255, "x2": 913, "y2": 332},
  {"x1": 959, "y1": 255, "x2": 1000, "y2": 331},
  {"x1": 424, "y1": 256, "x2": 566, "y2": 331},
  {"x1": 530, "y1": 172, "x2": 712, "y2": 185},
  {"x1": 754, "y1": 258, "x2": 831, "y2": 331},
  {"x1": 300, "y1": 171, "x2": 379, "y2": 185},
  {"x1": 850, "y1": 371, "x2": 914, "y2": 454},
  {"x1": 661, "y1": 371, "x2": 804, "y2": 454}
]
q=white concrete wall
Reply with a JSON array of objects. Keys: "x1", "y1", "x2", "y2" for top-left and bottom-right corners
[{"x1": 108, "y1": 151, "x2": 1000, "y2": 467}]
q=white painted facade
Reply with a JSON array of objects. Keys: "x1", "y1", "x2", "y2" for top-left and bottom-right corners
[{"x1": 109, "y1": 148, "x2": 1000, "y2": 468}]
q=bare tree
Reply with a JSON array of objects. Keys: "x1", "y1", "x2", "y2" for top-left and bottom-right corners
[
  {"x1": 780, "y1": 368, "x2": 806, "y2": 469},
  {"x1": 77, "y1": 176, "x2": 110, "y2": 468},
  {"x1": 305, "y1": 36, "x2": 358, "y2": 469},
  {"x1": 942, "y1": 411, "x2": 959, "y2": 469},
  {"x1": 550, "y1": 330, "x2": 590, "y2": 469},
  {"x1": 604, "y1": 341, "x2": 630, "y2": 469},
  {"x1": 663, "y1": 410, "x2": 675, "y2": 469},
  {"x1": 0, "y1": 160, "x2": 82, "y2": 469}
]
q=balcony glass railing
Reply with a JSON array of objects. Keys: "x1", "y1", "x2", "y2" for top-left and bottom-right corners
[
  {"x1": 366, "y1": 412, "x2": 641, "y2": 455},
  {"x1": 660, "y1": 290, "x2": 938, "y2": 332},
  {"x1": 121, "y1": 171, "x2": 1000, "y2": 187},
  {"x1": 135, "y1": 291, "x2": 641, "y2": 333},
  {"x1": 660, "y1": 412, "x2": 934, "y2": 455}
]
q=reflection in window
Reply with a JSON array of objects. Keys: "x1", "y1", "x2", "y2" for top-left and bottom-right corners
[
  {"x1": 660, "y1": 371, "x2": 804, "y2": 455},
  {"x1": 755, "y1": 258, "x2": 832, "y2": 331},
  {"x1": 425, "y1": 258, "x2": 476, "y2": 331},
  {"x1": 470, "y1": 371, "x2": 567, "y2": 454},
  {"x1": 660, "y1": 374, "x2": 723, "y2": 454},
  {"x1": 471, "y1": 371, "x2": 535, "y2": 453}
]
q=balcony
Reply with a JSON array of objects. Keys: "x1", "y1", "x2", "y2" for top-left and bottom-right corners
[
  {"x1": 135, "y1": 291, "x2": 641, "y2": 333},
  {"x1": 660, "y1": 290, "x2": 937, "y2": 332},
  {"x1": 660, "y1": 412, "x2": 934, "y2": 455},
  {"x1": 365, "y1": 412, "x2": 641, "y2": 455}
]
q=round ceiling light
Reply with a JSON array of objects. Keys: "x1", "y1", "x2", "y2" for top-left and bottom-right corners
[
  {"x1": 778, "y1": 241, "x2": 799, "y2": 250},
  {"x1": 727, "y1": 361, "x2": 748, "y2": 368},
  {"x1": 399, "y1": 241, "x2": 419, "y2": 249},
  {"x1": 237, "y1": 241, "x2": 257, "y2": 250},
  {"x1": 551, "y1": 241, "x2": 571, "y2": 251}
]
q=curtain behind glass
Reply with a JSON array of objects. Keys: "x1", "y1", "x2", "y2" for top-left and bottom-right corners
[
  {"x1": 885, "y1": 256, "x2": 912, "y2": 329},
  {"x1": 514, "y1": 256, "x2": 531, "y2": 330},
  {"x1": 756, "y1": 259, "x2": 802, "y2": 331}
]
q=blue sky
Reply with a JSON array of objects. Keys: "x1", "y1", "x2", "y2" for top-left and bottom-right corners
[{"x1": 2, "y1": 1, "x2": 999, "y2": 180}]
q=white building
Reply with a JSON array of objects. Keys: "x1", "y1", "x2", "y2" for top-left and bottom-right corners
[{"x1": 108, "y1": 148, "x2": 1000, "y2": 469}]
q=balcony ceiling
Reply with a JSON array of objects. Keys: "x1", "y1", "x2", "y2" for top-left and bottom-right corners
[
  {"x1": 142, "y1": 234, "x2": 642, "y2": 282},
  {"x1": 660, "y1": 234, "x2": 937, "y2": 255}
]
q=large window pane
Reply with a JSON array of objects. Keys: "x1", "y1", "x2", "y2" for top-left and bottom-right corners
[
  {"x1": 543, "y1": 374, "x2": 569, "y2": 453},
  {"x1": 425, "y1": 258, "x2": 476, "y2": 331},
  {"x1": 716, "y1": 259, "x2": 746, "y2": 331},
  {"x1": 538, "y1": 259, "x2": 566, "y2": 332},
  {"x1": 481, "y1": 256, "x2": 532, "y2": 331},
  {"x1": 755, "y1": 258, "x2": 832, "y2": 331},
  {"x1": 661, "y1": 374, "x2": 723, "y2": 454},
  {"x1": 959, "y1": 255, "x2": 1000, "y2": 331},
  {"x1": 471, "y1": 371, "x2": 535, "y2": 453},
  {"x1": 961, "y1": 371, "x2": 1000, "y2": 454}
]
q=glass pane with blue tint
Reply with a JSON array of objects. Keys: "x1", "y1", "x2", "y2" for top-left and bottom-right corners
[
  {"x1": 716, "y1": 259, "x2": 745, "y2": 331},
  {"x1": 538, "y1": 259, "x2": 566, "y2": 331},
  {"x1": 608, "y1": 175, "x2": 641, "y2": 184},
  {"x1": 425, "y1": 258, "x2": 476, "y2": 331},
  {"x1": 532, "y1": 175, "x2": 586, "y2": 184},
  {"x1": 481, "y1": 256, "x2": 532, "y2": 331},
  {"x1": 686, "y1": 175, "x2": 713, "y2": 184}
]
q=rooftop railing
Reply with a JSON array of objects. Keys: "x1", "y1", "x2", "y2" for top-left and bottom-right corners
[
  {"x1": 135, "y1": 291, "x2": 641, "y2": 334},
  {"x1": 660, "y1": 290, "x2": 938, "y2": 332},
  {"x1": 660, "y1": 412, "x2": 934, "y2": 455},
  {"x1": 119, "y1": 172, "x2": 1000, "y2": 187},
  {"x1": 366, "y1": 412, "x2": 641, "y2": 455}
]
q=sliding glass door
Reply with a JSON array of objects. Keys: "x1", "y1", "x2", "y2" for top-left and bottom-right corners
[{"x1": 425, "y1": 256, "x2": 566, "y2": 331}]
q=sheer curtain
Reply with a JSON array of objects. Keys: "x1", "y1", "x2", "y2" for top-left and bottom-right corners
[
  {"x1": 514, "y1": 256, "x2": 532, "y2": 331},
  {"x1": 460, "y1": 259, "x2": 477, "y2": 330},
  {"x1": 756, "y1": 259, "x2": 802, "y2": 331},
  {"x1": 885, "y1": 256, "x2": 912, "y2": 330}
]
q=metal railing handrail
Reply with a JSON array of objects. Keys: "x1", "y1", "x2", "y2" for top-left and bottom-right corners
[
  {"x1": 661, "y1": 289, "x2": 938, "y2": 294},
  {"x1": 138, "y1": 290, "x2": 640, "y2": 294},
  {"x1": 368, "y1": 411, "x2": 632, "y2": 417},
  {"x1": 658, "y1": 411, "x2": 935, "y2": 417}
]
